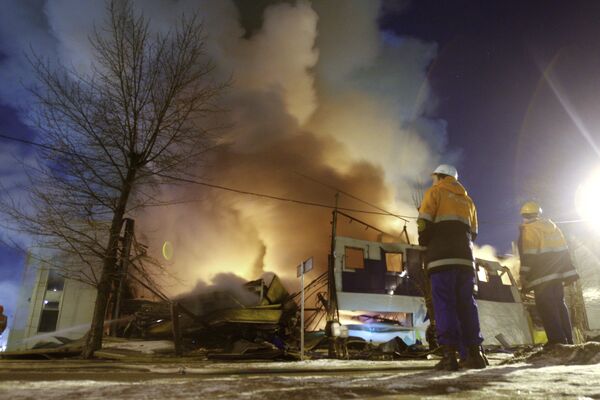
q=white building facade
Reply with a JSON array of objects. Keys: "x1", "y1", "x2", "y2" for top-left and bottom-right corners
[{"x1": 7, "y1": 256, "x2": 96, "y2": 351}]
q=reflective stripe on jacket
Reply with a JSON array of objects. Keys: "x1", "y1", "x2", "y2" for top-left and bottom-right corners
[
  {"x1": 418, "y1": 176, "x2": 477, "y2": 273},
  {"x1": 518, "y1": 218, "x2": 579, "y2": 290}
]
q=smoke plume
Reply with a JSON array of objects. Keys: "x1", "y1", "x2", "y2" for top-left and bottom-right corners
[{"x1": 0, "y1": 0, "x2": 452, "y2": 293}]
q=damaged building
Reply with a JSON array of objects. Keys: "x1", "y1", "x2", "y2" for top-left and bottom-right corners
[{"x1": 2, "y1": 210, "x2": 598, "y2": 360}]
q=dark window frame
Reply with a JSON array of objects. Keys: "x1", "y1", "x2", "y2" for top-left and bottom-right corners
[{"x1": 344, "y1": 247, "x2": 365, "y2": 270}]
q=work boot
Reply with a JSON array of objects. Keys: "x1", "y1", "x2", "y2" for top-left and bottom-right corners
[
  {"x1": 461, "y1": 345, "x2": 487, "y2": 369},
  {"x1": 434, "y1": 346, "x2": 459, "y2": 371}
]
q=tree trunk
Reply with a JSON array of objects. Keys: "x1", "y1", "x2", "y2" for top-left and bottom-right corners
[{"x1": 82, "y1": 166, "x2": 136, "y2": 359}]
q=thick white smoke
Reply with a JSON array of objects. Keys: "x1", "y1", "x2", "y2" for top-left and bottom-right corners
[{"x1": 0, "y1": 0, "x2": 452, "y2": 293}]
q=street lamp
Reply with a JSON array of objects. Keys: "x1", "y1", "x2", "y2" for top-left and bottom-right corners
[{"x1": 575, "y1": 167, "x2": 600, "y2": 224}]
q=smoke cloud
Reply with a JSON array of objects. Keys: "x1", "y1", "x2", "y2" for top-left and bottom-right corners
[{"x1": 0, "y1": 0, "x2": 452, "y2": 294}]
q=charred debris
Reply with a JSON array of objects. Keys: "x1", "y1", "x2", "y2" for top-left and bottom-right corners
[
  {"x1": 2, "y1": 270, "x2": 429, "y2": 361},
  {"x1": 119, "y1": 272, "x2": 428, "y2": 361}
]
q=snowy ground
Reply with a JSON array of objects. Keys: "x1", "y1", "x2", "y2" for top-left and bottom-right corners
[{"x1": 1, "y1": 348, "x2": 600, "y2": 399}]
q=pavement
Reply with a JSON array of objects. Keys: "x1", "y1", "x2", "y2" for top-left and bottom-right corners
[{"x1": 0, "y1": 352, "x2": 599, "y2": 399}]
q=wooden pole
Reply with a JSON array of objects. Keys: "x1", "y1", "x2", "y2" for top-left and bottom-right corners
[
  {"x1": 300, "y1": 267, "x2": 305, "y2": 361},
  {"x1": 327, "y1": 193, "x2": 339, "y2": 358}
]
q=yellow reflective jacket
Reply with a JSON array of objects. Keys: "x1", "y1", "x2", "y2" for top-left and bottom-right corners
[
  {"x1": 518, "y1": 218, "x2": 578, "y2": 290},
  {"x1": 418, "y1": 176, "x2": 478, "y2": 273}
]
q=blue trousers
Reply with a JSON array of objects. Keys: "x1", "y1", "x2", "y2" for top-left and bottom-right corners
[
  {"x1": 534, "y1": 280, "x2": 573, "y2": 344},
  {"x1": 430, "y1": 268, "x2": 484, "y2": 348}
]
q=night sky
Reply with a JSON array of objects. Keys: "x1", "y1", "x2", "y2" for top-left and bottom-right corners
[
  {"x1": 382, "y1": 0, "x2": 600, "y2": 251},
  {"x1": 2, "y1": 1, "x2": 600, "y2": 313}
]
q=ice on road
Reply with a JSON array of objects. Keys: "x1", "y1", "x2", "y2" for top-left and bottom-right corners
[{"x1": 3, "y1": 346, "x2": 600, "y2": 399}]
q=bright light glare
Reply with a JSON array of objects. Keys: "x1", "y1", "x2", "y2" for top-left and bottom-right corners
[{"x1": 575, "y1": 167, "x2": 600, "y2": 224}]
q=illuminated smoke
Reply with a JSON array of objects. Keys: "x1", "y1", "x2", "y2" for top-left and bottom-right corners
[
  {"x1": 474, "y1": 244, "x2": 520, "y2": 284},
  {"x1": 0, "y1": 0, "x2": 451, "y2": 293}
]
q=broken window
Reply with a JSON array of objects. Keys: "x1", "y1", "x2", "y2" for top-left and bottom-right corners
[
  {"x1": 46, "y1": 269, "x2": 65, "y2": 292},
  {"x1": 345, "y1": 247, "x2": 365, "y2": 269},
  {"x1": 476, "y1": 265, "x2": 488, "y2": 282},
  {"x1": 499, "y1": 269, "x2": 512, "y2": 285},
  {"x1": 385, "y1": 252, "x2": 403, "y2": 273},
  {"x1": 38, "y1": 301, "x2": 60, "y2": 333}
]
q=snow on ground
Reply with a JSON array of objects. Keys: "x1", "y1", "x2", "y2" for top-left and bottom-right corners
[
  {"x1": 2, "y1": 347, "x2": 600, "y2": 399},
  {"x1": 101, "y1": 340, "x2": 175, "y2": 354}
]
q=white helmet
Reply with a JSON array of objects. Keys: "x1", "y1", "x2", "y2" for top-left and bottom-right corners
[{"x1": 433, "y1": 164, "x2": 458, "y2": 179}]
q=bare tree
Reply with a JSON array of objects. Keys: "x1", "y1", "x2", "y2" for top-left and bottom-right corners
[{"x1": 0, "y1": 0, "x2": 223, "y2": 358}]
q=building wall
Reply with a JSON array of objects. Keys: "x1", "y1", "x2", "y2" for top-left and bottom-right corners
[
  {"x1": 5, "y1": 255, "x2": 41, "y2": 351},
  {"x1": 56, "y1": 278, "x2": 97, "y2": 338},
  {"x1": 7, "y1": 261, "x2": 96, "y2": 351}
]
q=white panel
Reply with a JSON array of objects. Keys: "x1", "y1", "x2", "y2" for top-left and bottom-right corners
[
  {"x1": 585, "y1": 304, "x2": 600, "y2": 330},
  {"x1": 367, "y1": 243, "x2": 381, "y2": 260},
  {"x1": 337, "y1": 292, "x2": 425, "y2": 313},
  {"x1": 56, "y1": 280, "x2": 96, "y2": 339},
  {"x1": 477, "y1": 300, "x2": 533, "y2": 346}
]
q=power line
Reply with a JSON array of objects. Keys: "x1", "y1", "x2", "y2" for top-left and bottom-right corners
[
  {"x1": 154, "y1": 172, "x2": 414, "y2": 217},
  {"x1": 0, "y1": 133, "x2": 416, "y2": 218},
  {"x1": 294, "y1": 171, "x2": 412, "y2": 222},
  {"x1": 0, "y1": 133, "x2": 107, "y2": 164},
  {"x1": 0, "y1": 132, "x2": 588, "y2": 226}
]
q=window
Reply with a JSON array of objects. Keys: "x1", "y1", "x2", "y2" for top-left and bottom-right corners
[
  {"x1": 43, "y1": 301, "x2": 59, "y2": 310},
  {"x1": 38, "y1": 310, "x2": 59, "y2": 332},
  {"x1": 345, "y1": 247, "x2": 365, "y2": 269},
  {"x1": 476, "y1": 265, "x2": 488, "y2": 282},
  {"x1": 499, "y1": 270, "x2": 512, "y2": 286},
  {"x1": 38, "y1": 300, "x2": 60, "y2": 333},
  {"x1": 46, "y1": 269, "x2": 65, "y2": 292},
  {"x1": 385, "y1": 252, "x2": 403, "y2": 273}
]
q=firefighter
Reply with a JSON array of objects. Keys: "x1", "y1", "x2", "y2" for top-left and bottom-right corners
[
  {"x1": 518, "y1": 201, "x2": 579, "y2": 345},
  {"x1": 418, "y1": 164, "x2": 486, "y2": 370},
  {"x1": 0, "y1": 305, "x2": 6, "y2": 335}
]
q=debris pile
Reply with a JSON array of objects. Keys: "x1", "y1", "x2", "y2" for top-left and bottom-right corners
[
  {"x1": 119, "y1": 274, "x2": 300, "y2": 359},
  {"x1": 1, "y1": 273, "x2": 432, "y2": 361}
]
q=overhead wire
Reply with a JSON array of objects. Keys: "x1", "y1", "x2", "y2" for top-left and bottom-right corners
[
  {"x1": 0, "y1": 132, "x2": 416, "y2": 218},
  {"x1": 0, "y1": 132, "x2": 109, "y2": 164},
  {"x1": 294, "y1": 171, "x2": 412, "y2": 222},
  {"x1": 155, "y1": 172, "x2": 417, "y2": 218},
  {"x1": 0, "y1": 132, "x2": 591, "y2": 227}
]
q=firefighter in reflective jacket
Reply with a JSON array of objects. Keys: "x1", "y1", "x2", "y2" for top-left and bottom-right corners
[
  {"x1": 418, "y1": 164, "x2": 485, "y2": 371},
  {"x1": 518, "y1": 201, "x2": 579, "y2": 344}
]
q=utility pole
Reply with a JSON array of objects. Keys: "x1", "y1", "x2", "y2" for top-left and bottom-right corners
[
  {"x1": 301, "y1": 264, "x2": 305, "y2": 360},
  {"x1": 112, "y1": 218, "x2": 134, "y2": 335},
  {"x1": 327, "y1": 192, "x2": 340, "y2": 321},
  {"x1": 327, "y1": 193, "x2": 340, "y2": 358},
  {"x1": 298, "y1": 257, "x2": 313, "y2": 361}
]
